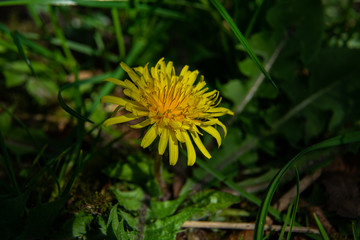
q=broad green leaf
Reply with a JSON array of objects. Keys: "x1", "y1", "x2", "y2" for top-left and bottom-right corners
[
  {"x1": 189, "y1": 190, "x2": 240, "y2": 216},
  {"x1": 26, "y1": 77, "x2": 58, "y2": 105},
  {"x1": 221, "y1": 79, "x2": 246, "y2": 105},
  {"x1": 147, "y1": 193, "x2": 189, "y2": 219},
  {"x1": 62, "y1": 212, "x2": 94, "y2": 238},
  {"x1": 144, "y1": 207, "x2": 201, "y2": 240},
  {"x1": 112, "y1": 187, "x2": 144, "y2": 211}
]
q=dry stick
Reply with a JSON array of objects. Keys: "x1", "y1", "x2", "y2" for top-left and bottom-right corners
[
  {"x1": 182, "y1": 221, "x2": 320, "y2": 234},
  {"x1": 274, "y1": 169, "x2": 322, "y2": 212}
]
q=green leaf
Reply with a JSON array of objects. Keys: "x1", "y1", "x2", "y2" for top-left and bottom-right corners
[
  {"x1": 144, "y1": 207, "x2": 201, "y2": 240},
  {"x1": 118, "y1": 210, "x2": 138, "y2": 230},
  {"x1": 62, "y1": 212, "x2": 94, "y2": 238},
  {"x1": 221, "y1": 79, "x2": 246, "y2": 105},
  {"x1": 112, "y1": 187, "x2": 144, "y2": 211},
  {"x1": 3, "y1": 61, "x2": 30, "y2": 88},
  {"x1": 189, "y1": 190, "x2": 240, "y2": 216},
  {"x1": 26, "y1": 77, "x2": 58, "y2": 105},
  {"x1": 106, "y1": 204, "x2": 137, "y2": 240},
  {"x1": 238, "y1": 58, "x2": 260, "y2": 79},
  {"x1": 147, "y1": 193, "x2": 189, "y2": 219}
]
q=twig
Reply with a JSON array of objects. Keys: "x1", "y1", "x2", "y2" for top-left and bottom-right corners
[{"x1": 182, "y1": 220, "x2": 320, "y2": 234}]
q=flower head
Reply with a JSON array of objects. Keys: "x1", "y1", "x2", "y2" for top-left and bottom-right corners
[{"x1": 101, "y1": 58, "x2": 233, "y2": 166}]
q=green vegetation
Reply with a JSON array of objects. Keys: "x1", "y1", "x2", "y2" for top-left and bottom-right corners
[{"x1": 1, "y1": 0, "x2": 360, "y2": 239}]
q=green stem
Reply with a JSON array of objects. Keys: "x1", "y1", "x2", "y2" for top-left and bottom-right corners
[
  {"x1": 154, "y1": 154, "x2": 169, "y2": 199},
  {"x1": 111, "y1": 8, "x2": 126, "y2": 59}
]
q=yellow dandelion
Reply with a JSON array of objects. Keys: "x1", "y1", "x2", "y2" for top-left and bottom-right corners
[{"x1": 101, "y1": 58, "x2": 233, "y2": 166}]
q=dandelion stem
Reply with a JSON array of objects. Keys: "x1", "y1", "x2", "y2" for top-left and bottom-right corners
[{"x1": 154, "y1": 153, "x2": 169, "y2": 199}]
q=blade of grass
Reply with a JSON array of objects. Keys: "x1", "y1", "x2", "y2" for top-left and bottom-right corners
[
  {"x1": 353, "y1": 220, "x2": 359, "y2": 240},
  {"x1": 245, "y1": 0, "x2": 263, "y2": 38},
  {"x1": 28, "y1": 4, "x2": 43, "y2": 28},
  {"x1": 253, "y1": 131, "x2": 360, "y2": 239},
  {"x1": 111, "y1": 7, "x2": 126, "y2": 59},
  {"x1": 313, "y1": 213, "x2": 330, "y2": 240},
  {"x1": 286, "y1": 167, "x2": 300, "y2": 240},
  {"x1": 16, "y1": 32, "x2": 68, "y2": 64},
  {"x1": 278, "y1": 198, "x2": 294, "y2": 240},
  {"x1": 11, "y1": 31, "x2": 37, "y2": 76},
  {"x1": 48, "y1": 5, "x2": 76, "y2": 69},
  {"x1": 209, "y1": 0, "x2": 277, "y2": 88}
]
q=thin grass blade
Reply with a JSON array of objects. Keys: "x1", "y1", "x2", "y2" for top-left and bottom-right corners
[
  {"x1": 11, "y1": 31, "x2": 37, "y2": 76},
  {"x1": 278, "y1": 199, "x2": 294, "y2": 240},
  {"x1": 254, "y1": 131, "x2": 360, "y2": 240},
  {"x1": 286, "y1": 167, "x2": 300, "y2": 240},
  {"x1": 353, "y1": 220, "x2": 359, "y2": 240},
  {"x1": 209, "y1": 0, "x2": 277, "y2": 88},
  {"x1": 313, "y1": 213, "x2": 330, "y2": 240}
]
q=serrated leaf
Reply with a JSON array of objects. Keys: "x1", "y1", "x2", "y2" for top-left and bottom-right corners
[
  {"x1": 147, "y1": 193, "x2": 189, "y2": 219},
  {"x1": 112, "y1": 187, "x2": 144, "y2": 211},
  {"x1": 144, "y1": 207, "x2": 201, "y2": 240},
  {"x1": 189, "y1": 190, "x2": 240, "y2": 216},
  {"x1": 62, "y1": 212, "x2": 94, "y2": 238}
]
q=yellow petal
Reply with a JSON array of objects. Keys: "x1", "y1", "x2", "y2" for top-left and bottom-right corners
[
  {"x1": 123, "y1": 79, "x2": 139, "y2": 92},
  {"x1": 166, "y1": 61, "x2": 174, "y2": 78},
  {"x1": 190, "y1": 131, "x2": 211, "y2": 159},
  {"x1": 182, "y1": 131, "x2": 196, "y2": 166},
  {"x1": 103, "y1": 113, "x2": 138, "y2": 127},
  {"x1": 169, "y1": 121, "x2": 182, "y2": 129},
  {"x1": 187, "y1": 70, "x2": 199, "y2": 86},
  {"x1": 207, "y1": 107, "x2": 234, "y2": 115},
  {"x1": 123, "y1": 89, "x2": 141, "y2": 102},
  {"x1": 130, "y1": 119, "x2": 151, "y2": 129},
  {"x1": 179, "y1": 65, "x2": 189, "y2": 78},
  {"x1": 216, "y1": 120, "x2": 227, "y2": 137},
  {"x1": 104, "y1": 77, "x2": 126, "y2": 88},
  {"x1": 100, "y1": 96, "x2": 127, "y2": 106},
  {"x1": 120, "y1": 62, "x2": 141, "y2": 85},
  {"x1": 169, "y1": 131, "x2": 179, "y2": 165},
  {"x1": 141, "y1": 124, "x2": 157, "y2": 148},
  {"x1": 175, "y1": 129, "x2": 185, "y2": 143},
  {"x1": 200, "y1": 125, "x2": 222, "y2": 147},
  {"x1": 158, "y1": 128, "x2": 169, "y2": 155}
]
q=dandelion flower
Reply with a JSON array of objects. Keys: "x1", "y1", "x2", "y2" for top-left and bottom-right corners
[{"x1": 101, "y1": 58, "x2": 233, "y2": 166}]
